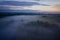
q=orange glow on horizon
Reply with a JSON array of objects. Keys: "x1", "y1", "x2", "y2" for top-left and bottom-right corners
[{"x1": 40, "y1": 8, "x2": 60, "y2": 12}]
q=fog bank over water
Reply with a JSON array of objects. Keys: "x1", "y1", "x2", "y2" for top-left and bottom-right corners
[{"x1": 0, "y1": 15, "x2": 60, "y2": 40}]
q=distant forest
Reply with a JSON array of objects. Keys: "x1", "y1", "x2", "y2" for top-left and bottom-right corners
[{"x1": 0, "y1": 12, "x2": 60, "y2": 18}]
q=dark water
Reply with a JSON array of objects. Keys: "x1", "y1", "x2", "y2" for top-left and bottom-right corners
[{"x1": 0, "y1": 15, "x2": 60, "y2": 40}]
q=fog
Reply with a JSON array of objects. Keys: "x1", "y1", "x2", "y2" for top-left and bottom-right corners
[{"x1": 0, "y1": 15, "x2": 60, "y2": 40}]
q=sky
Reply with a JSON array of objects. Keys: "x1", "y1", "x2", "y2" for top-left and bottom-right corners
[{"x1": 0, "y1": 0, "x2": 60, "y2": 12}]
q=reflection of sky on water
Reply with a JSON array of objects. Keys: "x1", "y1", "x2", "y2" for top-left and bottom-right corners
[{"x1": 0, "y1": 15, "x2": 60, "y2": 40}]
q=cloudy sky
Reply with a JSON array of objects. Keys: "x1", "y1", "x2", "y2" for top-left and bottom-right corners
[{"x1": 0, "y1": 0, "x2": 60, "y2": 12}]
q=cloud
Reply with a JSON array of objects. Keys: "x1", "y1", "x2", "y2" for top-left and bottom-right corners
[
  {"x1": 34, "y1": 0, "x2": 40, "y2": 1},
  {"x1": 34, "y1": 0, "x2": 60, "y2": 1},
  {"x1": 51, "y1": 4, "x2": 60, "y2": 9},
  {"x1": 0, "y1": 1, "x2": 51, "y2": 6},
  {"x1": 0, "y1": 1, "x2": 56, "y2": 12},
  {"x1": 0, "y1": 5, "x2": 40, "y2": 12},
  {"x1": 0, "y1": 5, "x2": 24, "y2": 11},
  {"x1": 0, "y1": 1, "x2": 51, "y2": 11},
  {"x1": 0, "y1": 5, "x2": 10, "y2": 11},
  {"x1": 54, "y1": 4, "x2": 60, "y2": 9},
  {"x1": 40, "y1": 4, "x2": 51, "y2": 6},
  {"x1": 0, "y1": 4, "x2": 50, "y2": 12},
  {"x1": 0, "y1": 1, "x2": 40, "y2": 6}
]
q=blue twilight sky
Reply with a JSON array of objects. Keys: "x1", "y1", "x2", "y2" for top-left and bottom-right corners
[{"x1": 0, "y1": 0, "x2": 60, "y2": 12}]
